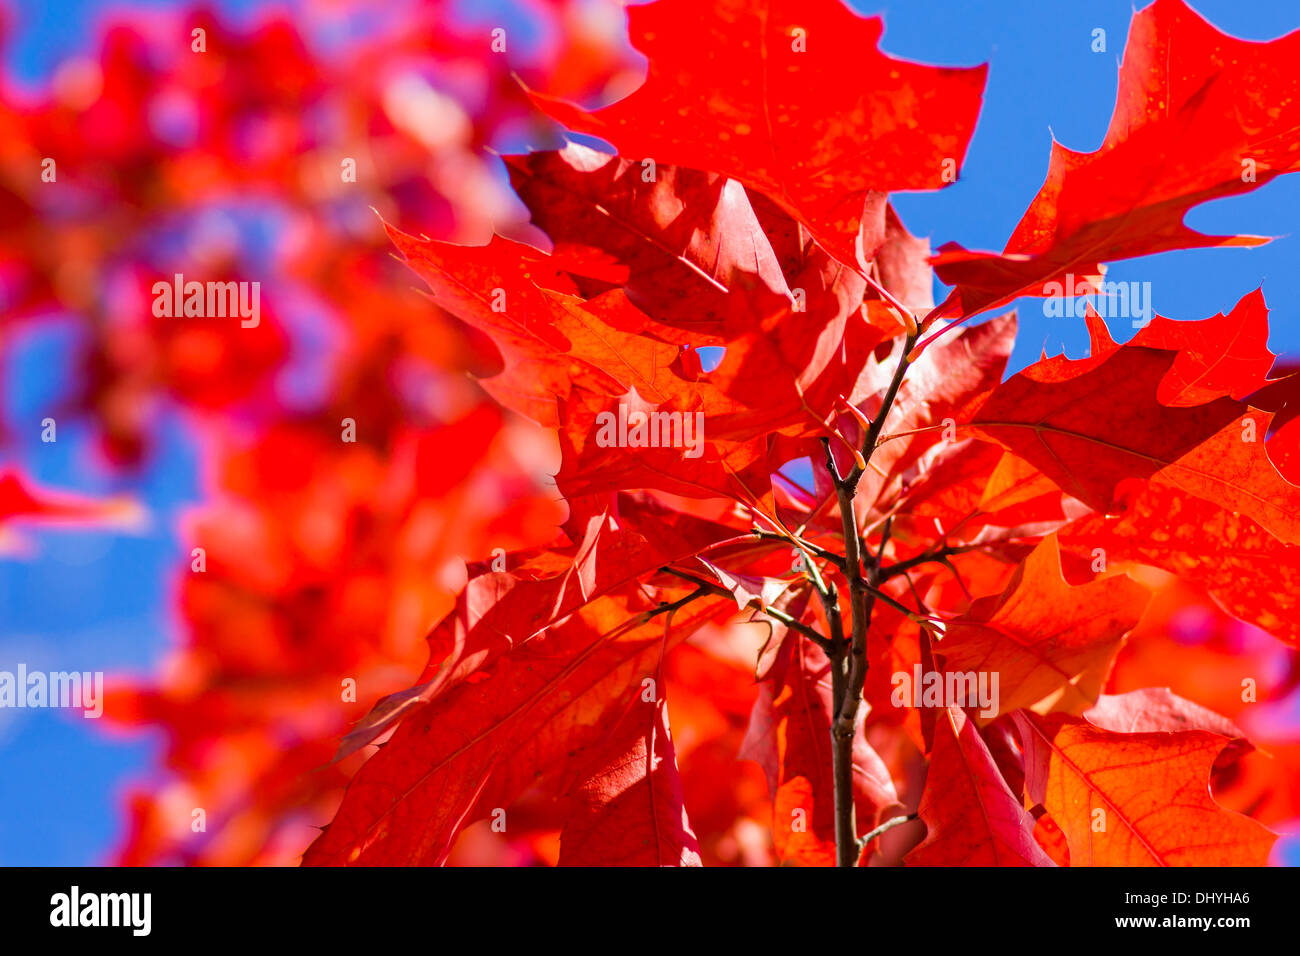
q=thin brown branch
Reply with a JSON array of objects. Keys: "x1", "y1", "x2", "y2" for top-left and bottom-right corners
[
  {"x1": 859, "y1": 813, "x2": 919, "y2": 850},
  {"x1": 657, "y1": 567, "x2": 834, "y2": 654},
  {"x1": 645, "y1": 586, "x2": 713, "y2": 620},
  {"x1": 825, "y1": 330, "x2": 918, "y2": 868},
  {"x1": 876, "y1": 543, "x2": 982, "y2": 582},
  {"x1": 748, "y1": 529, "x2": 847, "y2": 571}
]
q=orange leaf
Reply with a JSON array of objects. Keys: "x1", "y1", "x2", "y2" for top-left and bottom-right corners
[{"x1": 1014, "y1": 712, "x2": 1276, "y2": 866}]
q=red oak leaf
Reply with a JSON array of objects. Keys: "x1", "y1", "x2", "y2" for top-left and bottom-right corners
[
  {"x1": 385, "y1": 225, "x2": 689, "y2": 426},
  {"x1": 937, "y1": 535, "x2": 1150, "y2": 720},
  {"x1": 529, "y1": 0, "x2": 986, "y2": 269},
  {"x1": 934, "y1": 0, "x2": 1300, "y2": 319},
  {"x1": 1127, "y1": 289, "x2": 1277, "y2": 406},
  {"x1": 334, "y1": 506, "x2": 743, "y2": 759},
  {"x1": 303, "y1": 587, "x2": 728, "y2": 865},
  {"x1": 906, "y1": 707, "x2": 1053, "y2": 866},
  {"x1": 1014, "y1": 711, "x2": 1277, "y2": 866},
  {"x1": 1059, "y1": 480, "x2": 1300, "y2": 645},
  {"x1": 559, "y1": 697, "x2": 702, "y2": 866},
  {"x1": 554, "y1": 386, "x2": 776, "y2": 507},
  {"x1": 964, "y1": 336, "x2": 1300, "y2": 545},
  {"x1": 504, "y1": 144, "x2": 792, "y2": 340},
  {"x1": 1085, "y1": 687, "x2": 1252, "y2": 769}
]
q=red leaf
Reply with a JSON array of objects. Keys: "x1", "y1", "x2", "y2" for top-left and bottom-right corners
[
  {"x1": 0, "y1": 470, "x2": 139, "y2": 529},
  {"x1": 966, "y1": 336, "x2": 1300, "y2": 545},
  {"x1": 554, "y1": 386, "x2": 776, "y2": 506},
  {"x1": 529, "y1": 0, "x2": 985, "y2": 269},
  {"x1": 907, "y1": 707, "x2": 1053, "y2": 866},
  {"x1": 333, "y1": 507, "x2": 740, "y2": 760},
  {"x1": 1060, "y1": 481, "x2": 1300, "y2": 645},
  {"x1": 303, "y1": 588, "x2": 726, "y2": 866},
  {"x1": 386, "y1": 225, "x2": 689, "y2": 427},
  {"x1": 504, "y1": 144, "x2": 792, "y2": 340},
  {"x1": 934, "y1": 0, "x2": 1300, "y2": 318},
  {"x1": 1129, "y1": 289, "x2": 1277, "y2": 407},
  {"x1": 1084, "y1": 687, "x2": 1253, "y2": 767},
  {"x1": 559, "y1": 698, "x2": 702, "y2": 866}
]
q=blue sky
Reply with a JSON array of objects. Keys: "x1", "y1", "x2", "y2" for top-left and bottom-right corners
[{"x1": 2, "y1": 0, "x2": 1298, "y2": 865}]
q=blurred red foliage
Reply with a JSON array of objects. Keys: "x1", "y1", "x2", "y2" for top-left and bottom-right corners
[
  {"x1": 1, "y1": 0, "x2": 1295, "y2": 867},
  {"x1": 2, "y1": 0, "x2": 630, "y2": 864}
]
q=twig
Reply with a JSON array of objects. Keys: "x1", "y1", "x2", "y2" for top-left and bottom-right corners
[
  {"x1": 825, "y1": 330, "x2": 918, "y2": 868},
  {"x1": 877, "y1": 544, "x2": 981, "y2": 582},
  {"x1": 658, "y1": 567, "x2": 834, "y2": 654},
  {"x1": 645, "y1": 586, "x2": 712, "y2": 620},
  {"x1": 860, "y1": 813, "x2": 919, "y2": 850},
  {"x1": 748, "y1": 529, "x2": 847, "y2": 571}
]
